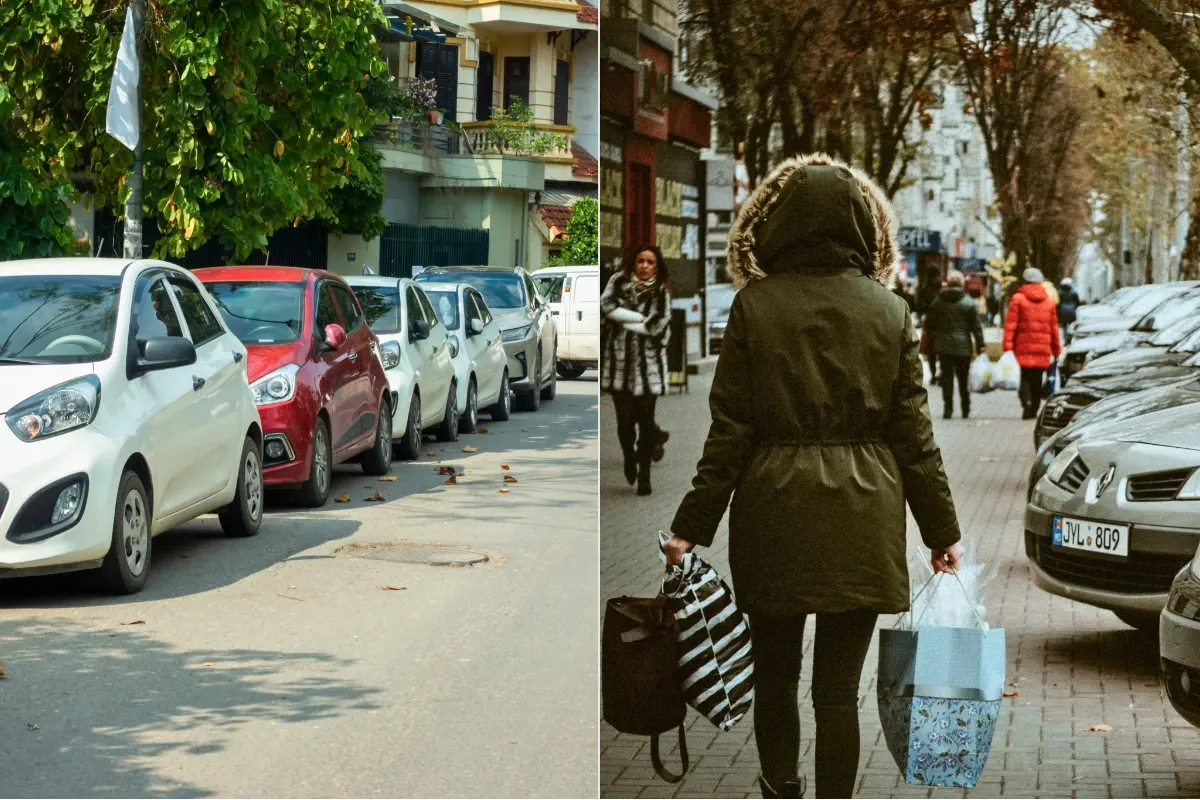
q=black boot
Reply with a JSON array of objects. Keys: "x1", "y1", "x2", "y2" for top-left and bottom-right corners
[
  {"x1": 637, "y1": 456, "x2": 652, "y2": 496},
  {"x1": 654, "y1": 429, "x2": 669, "y2": 462},
  {"x1": 623, "y1": 451, "x2": 637, "y2": 485},
  {"x1": 759, "y1": 775, "x2": 804, "y2": 799},
  {"x1": 943, "y1": 406, "x2": 953, "y2": 420}
]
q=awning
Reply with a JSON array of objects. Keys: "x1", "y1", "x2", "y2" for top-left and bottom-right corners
[
  {"x1": 381, "y1": 16, "x2": 447, "y2": 43},
  {"x1": 380, "y1": 3, "x2": 461, "y2": 40}
]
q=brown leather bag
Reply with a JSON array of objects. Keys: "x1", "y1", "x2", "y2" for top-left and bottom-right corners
[{"x1": 601, "y1": 595, "x2": 689, "y2": 783}]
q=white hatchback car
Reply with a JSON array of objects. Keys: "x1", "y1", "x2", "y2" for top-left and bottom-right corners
[
  {"x1": 344, "y1": 276, "x2": 457, "y2": 457},
  {"x1": 418, "y1": 281, "x2": 511, "y2": 431},
  {"x1": 0, "y1": 258, "x2": 264, "y2": 594}
]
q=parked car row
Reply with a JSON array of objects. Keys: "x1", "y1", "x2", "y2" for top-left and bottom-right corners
[
  {"x1": 0, "y1": 258, "x2": 579, "y2": 596},
  {"x1": 1025, "y1": 280, "x2": 1200, "y2": 729}
]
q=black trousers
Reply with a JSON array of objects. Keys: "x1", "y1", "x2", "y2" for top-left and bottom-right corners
[
  {"x1": 611, "y1": 393, "x2": 658, "y2": 466},
  {"x1": 1019, "y1": 367, "x2": 1046, "y2": 416},
  {"x1": 939, "y1": 354, "x2": 972, "y2": 416},
  {"x1": 749, "y1": 610, "x2": 879, "y2": 799}
]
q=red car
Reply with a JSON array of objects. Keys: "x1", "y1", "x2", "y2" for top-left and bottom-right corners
[{"x1": 193, "y1": 266, "x2": 393, "y2": 506}]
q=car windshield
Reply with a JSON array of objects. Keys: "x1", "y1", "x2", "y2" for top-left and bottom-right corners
[
  {"x1": 1151, "y1": 314, "x2": 1200, "y2": 346},
  {"x1": 203, "y1": 281, "x2": 305, "y2": 344},
  {"x1": 417, "y1": 272, "x2": 525, "y2": 310},
  {"x1": 423, "y1": 290, "x2": 460, "y2": 330},
  {"x1": 534, "y1": 275, "x2": 565, "y2": 303},
  {"x1": 350, "y1": 285, "x2": 401, "y2": 334},
  {"x1": 0, "y1": 275, "x2": 122, "y2": 364},
  {"x1": 1133, "y1": 293, "x2": 1200, "y2": 333}
]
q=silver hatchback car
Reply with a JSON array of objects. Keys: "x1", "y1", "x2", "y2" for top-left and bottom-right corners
[{"x1": 1026, "y1": 404, "x2": 1200, "y2": 630}]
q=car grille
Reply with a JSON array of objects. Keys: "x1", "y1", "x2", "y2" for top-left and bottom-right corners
[
  {"x1": 1032, "y1": 536, "x2": 1189, "y2": 594},
  {"x1": 1059, "y1": 457, "x2": 1089, "y2": 493},
  {"x1": 1127, "y1": 468, "x2": 1194, "y2": 502}
]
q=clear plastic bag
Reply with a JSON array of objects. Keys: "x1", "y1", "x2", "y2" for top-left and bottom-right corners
[
  {"x1": 903, "y1": 542, "x2": 994, "y2": 631},
  {"x1": 968, "y1": 354, "x2": 993, "y2": 394}
]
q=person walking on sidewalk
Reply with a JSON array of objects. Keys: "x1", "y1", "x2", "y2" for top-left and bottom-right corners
[
  {"x1": 924, "y1": 270, "x2": 985, "y2": 419},
  {"x1": 1003, "y1": 267, "x2": 1062, "y2": 420},
  {"x1": 600, "y1": 244, "x2": 671, "y2": 496},
  {"x1": 660, "y1": 155, "x2": 965, "y2": 800},
  {"x1": 1058, "y1": 277, "x2": 1081, "y2": 345}
]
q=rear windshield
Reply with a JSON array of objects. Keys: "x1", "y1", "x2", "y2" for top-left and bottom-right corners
[
  {"x1": 203, "y1": 281, "x2": 305, "y2": 344},
  {"x1": 417, "y1": 272, "x2": 525, "y2": 310},
  {"x1": 0, "y1": 275, "x2": 122, "y2": 364},
  {"x1": 423, "y1": 290, "x2": 460, "y2": 330},
  {"x1": 350, "y1": 285, "x2": 401, "y2": 334}
]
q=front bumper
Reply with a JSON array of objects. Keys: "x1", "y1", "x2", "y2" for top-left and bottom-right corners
[
  {"x1": 0, "y1": 427, "x2": 122, "y2": 576},
  {"x1": 503, "y1": 335, "x2": 538, "y2": 392},
  {"x1": 1161, "y1": 567, "x2": 1200, "y2": 727},
  {"x1": 257, "y1": 400, "x2": 315, "y2": 485},
  {"x1": 1036, "y1": 392, "x2": 1103, "y2": 448}
]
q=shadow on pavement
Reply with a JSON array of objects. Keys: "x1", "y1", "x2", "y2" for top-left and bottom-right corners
[
  {"x1": 0, "y1": 621, "x2": 381, "y2": 798},
  {"x1": 1040, "y1": 625, "x2": 1161, "y2": 679}
]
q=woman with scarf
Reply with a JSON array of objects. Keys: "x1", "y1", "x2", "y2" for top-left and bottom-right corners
[{"x1": 601, "y1": 245, "x2": 671, "y2": 496}]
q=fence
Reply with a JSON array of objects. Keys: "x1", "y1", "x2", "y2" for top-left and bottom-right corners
[{"x1": 378, "y1": 223, "x2": 490, "y2": 279}]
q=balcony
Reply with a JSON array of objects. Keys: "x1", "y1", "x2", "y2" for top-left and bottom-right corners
[
  {"x1": 461, "y1": 121, "x2": 576, "y2": 163},
  {"x1": 370, "y1": 119, "x2": 462, "y2": 156}
]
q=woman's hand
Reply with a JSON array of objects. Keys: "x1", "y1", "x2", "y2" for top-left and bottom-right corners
[
  {"x1": 931, "y1": 542, "x2": 965, "y2": 574},
  {"x1": 663, "y1": 535, "x2": 695, "y2": 566}
]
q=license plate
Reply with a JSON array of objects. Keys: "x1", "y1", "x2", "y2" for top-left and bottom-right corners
[{"x1": 1052, "y1": 515, "x2": 1130, "y2": 557}]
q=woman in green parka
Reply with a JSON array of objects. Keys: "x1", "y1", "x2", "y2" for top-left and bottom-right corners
[{"x1": 662, "y1": 154, "x2": 966, "y2": 799}]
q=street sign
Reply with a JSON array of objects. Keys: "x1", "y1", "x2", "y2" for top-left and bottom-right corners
[{"x1": 898, "y1": 227, "x2": 942, "y2": 253}]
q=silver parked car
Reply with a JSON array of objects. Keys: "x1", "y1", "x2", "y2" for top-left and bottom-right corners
[
  {"x1": 1161, "y1": 550, "x2": 1200, "y2": 727},
  {"x1": 1026, "y1": 404, "x2": 1200, "y2": 630}
]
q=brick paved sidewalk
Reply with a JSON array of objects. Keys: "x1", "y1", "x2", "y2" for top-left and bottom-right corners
[{"x1": 600, "y1": 374, "x2": 1200, "y2": 799}]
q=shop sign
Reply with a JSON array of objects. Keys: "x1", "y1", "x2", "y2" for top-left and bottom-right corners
[
  {"x1": 898, "y1": 227, "x2": 942, "y2": 253},
  {"x1": 706, "y1": 158, "x2": 735, "y2": 212},
  {"x1": 600, "y1": 142, "x2": 623, "y2": 164}
]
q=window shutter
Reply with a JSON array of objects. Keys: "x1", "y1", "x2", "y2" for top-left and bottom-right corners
[
  {"x1": 554, "y1": 59, "x2": 570, "y2": 126},
  {"x1": 417, "y1": 43, "x2": 439, "y2": 79},
  {"x1": 438, "y1": 44, "x2": 459, "y2": 122},
  {"x1": 476, "y1": 51, "x2": 494, "y2": 121}
]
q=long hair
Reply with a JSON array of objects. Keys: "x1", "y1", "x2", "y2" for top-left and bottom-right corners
[{"x1": 623, "y1": 244, "x2": 669, "y2": 288}]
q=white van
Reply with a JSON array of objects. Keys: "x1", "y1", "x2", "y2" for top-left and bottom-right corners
[{"x1": 533, "y1": 265, "x2": 600, "y2": 380}]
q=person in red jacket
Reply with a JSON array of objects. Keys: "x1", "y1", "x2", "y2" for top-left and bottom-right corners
[{"x1": 1003, "y1": 267, "x2": 1062, "y2": 419}]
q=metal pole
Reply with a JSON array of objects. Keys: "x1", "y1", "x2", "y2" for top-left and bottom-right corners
[
  {"x1": 122, "y1": 0, "x2": 146, "y2": 260},
  {"x1": 1174, "y1": 92, "x2": 1190, "y2": 281}
]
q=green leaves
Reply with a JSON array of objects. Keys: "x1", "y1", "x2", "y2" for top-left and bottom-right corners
[{"x1": 545, "y1": 197, "x2": 598, "y2": 268}]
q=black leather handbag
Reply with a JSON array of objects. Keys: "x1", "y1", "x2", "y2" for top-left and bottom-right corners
[{"x1": 601, "y1": 595, "x2": 690, "y2": 782}]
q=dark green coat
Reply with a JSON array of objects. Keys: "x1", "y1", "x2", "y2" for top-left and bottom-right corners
[
  {"x1": 671, "y1": 155, "x2": 962, "y2": 616},
  {"x1": 925, "y1": 287, "x2": 985, "y2": 358}
]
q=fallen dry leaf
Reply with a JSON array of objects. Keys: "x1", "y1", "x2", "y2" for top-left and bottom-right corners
[
  {"x1": 335, "y1": 494, "x2": 351, "y2": 503},
  {"x1": 435, "y1": 466, "x2": 457, "y2": 476},
  {"x1": 444, "y1": 475, "x2": 458, "y2": 485},
  {"x1": 504, "y1": 475, "x2": 518, "y2": 483},
  {"x1": 364, "y1": 491, "x2": 385, "y2": 502},
  {"x1": 498, "y1": 488, "x2": 511, "y2": 494},
  {"x1": 0, "y1": 661, "x2": 6, "y2": 678},
  {"x1": 427, "y1": 451, "x2": 436, "y2": 457},
  {"x1": 202, "y1": 662, "x2": 215, "y2": 667},
  {"x1": 27, "y1": 723, "x2": 38, "y2": 731},
  {"x1": 277, "y1": 593, "x2": 303, "y2": 602},
  {"x1": 1002, "y1": 691, "x2": 1019, "y2": 698},
  {"x1": 477, "y1": 427, "x2": 489, "y2": 434},
  {"x1": 379, "y1": 476, "x2": 397, "y2": 482},
  {"x1": 1085, "y1": 723, "x2": 1113, "y2": 733},
  {"x1": 521, "y1": 429, "x2": 529, "y2": 432},
  {"x1": 119, "y1": 620, "x2": 145, "y2": 626},
  {"x1": 378, "y1": 585, "x2": 407, "y2": 591},
  {"x1": 463, "y1": 445, "x2": 478, "y2": 453},
  {"x1": 501, "y1": 464, "x2": 511, "y2": 471}
]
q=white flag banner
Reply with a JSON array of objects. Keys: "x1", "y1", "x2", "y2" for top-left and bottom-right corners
[{"x1": 105, "y1": 6, "x2": 140, "y2": 151}]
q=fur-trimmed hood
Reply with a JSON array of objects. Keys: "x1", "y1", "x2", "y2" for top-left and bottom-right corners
[{"x1": 726, "y1": 154, "x2": 899, "y2": 290}]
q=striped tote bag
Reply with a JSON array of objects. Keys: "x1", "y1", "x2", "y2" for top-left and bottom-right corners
[{"x1": 658, "y1": 532, "x2": 754, "y2": 731}]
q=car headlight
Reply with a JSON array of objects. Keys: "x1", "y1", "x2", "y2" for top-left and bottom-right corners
[
  {"x1": 1191, "y1": 553, "x2": 1200, "y2": 580},
  {"x1": 502, "y1": 324, "x2": 532, "y2": 343},
  {"x1": 380, "y1": 341, "x2": 401, "y2": 370},
  {"x1": 1045, "y1": 441, "x2": 1081, "y2": 487},
  {"x1": 447, "y1": 334, "x2": 460, "y2": 358},
  {"x1": 5, "y1": 376, "x2": 101, "y2": 442},
  {"x1": 1175, "y1": 469, "x2": 1200, "y2": 500},
  {"x1": 250, "y1": 364, "x2": 300, "y2": 406}
]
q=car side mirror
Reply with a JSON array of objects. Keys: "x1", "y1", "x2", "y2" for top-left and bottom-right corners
[
  {"x1": 410, "y1": 318, "x2": 431, "y2": 341},
  {"x1": 323, "y1": 323, "x2": 347, "y2": 351},
  {"x1": 137, "y1": 336, "x2": 197, "y2": 372},
  {"x1": 467, "y1": 318, "x2": 484, "y2": 337}
]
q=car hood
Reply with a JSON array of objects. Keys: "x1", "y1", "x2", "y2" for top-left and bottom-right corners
[
  {"x1": 495, "y1": 310, "x2": 534, "y2": 330},
  {"x1": 1065, "y1": 330, "x2": 1136, "y2": 356},
  {"x1": 1081, "y1": 402, "x2": 1200, "y2": 451},
  {"x1": 0, "y1": 363, "x2": 100, "y2": 413},
  {"x1": 1070, "y1": 317, "x2": 1137, "y2": 336},
  {"x1": 1068, "y1": 381, "x2": 1200, "y2": 436},
  {"x1": 1073, "y1": 346, "x2": 1185, "y2": 378},
  {"x1": 246, "y1": 343, "x2": 308, "y2": 383},
  {"x1": 1072, "y1": 365, "x2": 1198, "y2": 395}
]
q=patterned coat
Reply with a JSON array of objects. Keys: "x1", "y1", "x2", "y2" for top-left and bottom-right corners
[{"x1": 600, "y1": 272, "x2": 671, "y2": 396}]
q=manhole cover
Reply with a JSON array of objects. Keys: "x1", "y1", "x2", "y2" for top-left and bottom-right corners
[{"x1": 338, "y1": 543, "x2": 490, "y2": 567}]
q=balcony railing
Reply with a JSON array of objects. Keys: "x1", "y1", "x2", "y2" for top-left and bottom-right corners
[
  {"x1": 369, "y1": 119, "x2": 462, "y2": 155},
  {"x1": 461, "y1": 122, "x2": 575, "y2": 161}
]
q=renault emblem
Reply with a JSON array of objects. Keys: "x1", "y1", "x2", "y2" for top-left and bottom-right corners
[{"x1": 1095, "y1": 465, "x2": 1116, "y2": 499}]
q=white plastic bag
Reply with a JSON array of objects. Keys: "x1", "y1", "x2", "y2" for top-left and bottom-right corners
[
  {"x1": 904, "y1": 543, "x2": 995, "y2": 631},
  {"x1": 989, "y1": 351, "x2": 1021, "y2": 391},
  {"x1": 968, "y1": 354, "x2": 993, "y2": 394},
  {"x1": 922, "y1": 358, "x2": 932, "y2": 386}
]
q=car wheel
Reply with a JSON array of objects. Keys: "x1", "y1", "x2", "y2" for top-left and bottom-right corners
[
  {"x1": 557, "y1": 361, "x2": 587, "y2": 380},
  {"x1": 219, "y1": 436, "x2": 264, "y2": 537},
  {"x1": 361, "y1": 396, "x2": 394, "y2": 475},
  {"x1": 461, "y1": 377, "x2": 479, "y2": 433},
  {"x1": 517, "y1": 352, "x2": 542, "y2": 412},
  {"x1": 297, "y1": 417, "x2": 333, "y2": 508},
  {"x1": 541, "y1": 351, "x2": 557, "y2": 401},
  {"x1": 436, "y1": 382, "x2": 459, "y2": 442},
  {"x1": 489, "y1": 370, "x2": 512, "y2": 421},
  {"x1": 397, "y1": 393, "x2": 422, "y2": 460},
  {"x1": 96, "y1": 470, "x2": 152, "y2": 594},
  {"x1": 1114, "y1": 610, "x2": 1159, "y2": 632}
]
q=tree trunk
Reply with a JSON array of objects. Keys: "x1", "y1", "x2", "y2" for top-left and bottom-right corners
[{"x1": 1180, "y1": 185, "x2": 1200, "y2": 281}]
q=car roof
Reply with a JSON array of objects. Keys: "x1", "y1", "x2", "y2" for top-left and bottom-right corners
[
  {"x1": 420, "y1": 266, "x2": 519, "y2": 274},
  {"x1": 0, "y1": 257, "x2": 138, "y2": 277},
  {"x1": 534, "y1": 265, "x2": 599, "y2": 276},
  {"x1": 192, "y1": 265, "x2": 314, "y2": 283},
  {"x1": 417, "y1": 281, "x2": 466, "y2": 293},
  {"x1": 344, "y1": 275, "x2": 405, "y2": 288}
]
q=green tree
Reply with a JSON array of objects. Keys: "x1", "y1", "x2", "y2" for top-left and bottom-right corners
[
  {"x1": 546, "y1": 197, "x2": 598, "y2": 267},
  {"x1": 0, "y1": 0, "x2": 388, "y2": 260}
]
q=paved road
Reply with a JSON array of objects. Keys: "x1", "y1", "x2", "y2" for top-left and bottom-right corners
[
  {"x1": 601, "y1": 373, "x2": 1200, "y2": 799},
  {"x1": 0, "y1": 377, "x2": 599, "y2": 798}
]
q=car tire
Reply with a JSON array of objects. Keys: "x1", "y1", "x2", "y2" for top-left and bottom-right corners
[
  {"x1": 1114, "y1": 610, "x2": 1159, "y2": 632},
  {"x1": 541, "y1": 350, "x2": 557, "y2": 401},
  {"x1": 397, "y1": 393, "x2": 422, "y2": 461},
  {"x1": 96, "y1": 470, "x2": 152, "y2": 595},
  {"x1": 557, "y1": 361, "x2": 587, "y2": 380},
  {"x1": 361, "y1": 396, "x2": 394, "y2": 475},
  {"x1": 219, "y1": 436, "x2": 264, "y2": 537},
  {"x1": 461, "y1": 377, "x2": 479, "y2": 433},
  {"x1": 436, "y1": 382, "x2": 459, "y2": 442},
  {"x1": 296, "y1": 417, "x2": 333, "y2": 508},
  {"x1": 517, "y1": 352, "x2": 542, "y2": 412},
  {"x1": 489, "y1": 370, "x2": 512, "y2": 421}
]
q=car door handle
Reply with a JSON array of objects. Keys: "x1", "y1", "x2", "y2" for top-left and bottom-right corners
[
  {"x1": 193, "y1": 376, "x2": 206, "y2": 391},
  {"x1": 233, "y1": 352, "x2": 244, "y2": 363},
  {"x1": 552, "y1": 310, "x2": 560, "y2": 316},
  {"x1": 577, "y1": 311, "x2": 583, "y2": 321}
]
